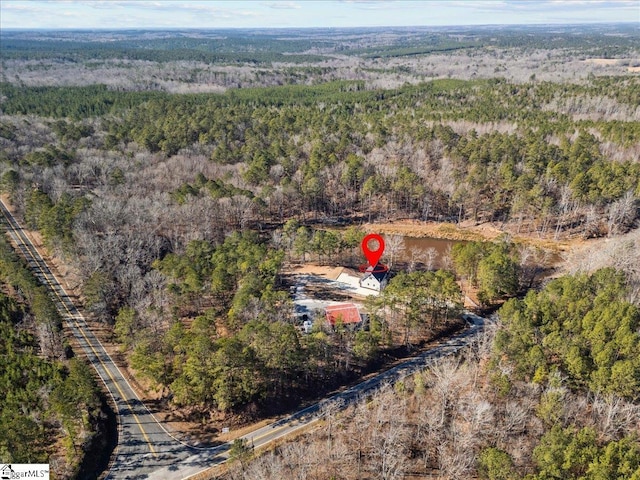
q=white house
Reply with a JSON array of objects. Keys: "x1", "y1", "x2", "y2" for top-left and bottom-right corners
[{"x1": 359, "y1": 263, "x2": 388, "y2": 292}]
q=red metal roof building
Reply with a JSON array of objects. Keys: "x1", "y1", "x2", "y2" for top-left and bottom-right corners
[{"x1": 325, "y1": 303, "x2": 362, "y2": 326}]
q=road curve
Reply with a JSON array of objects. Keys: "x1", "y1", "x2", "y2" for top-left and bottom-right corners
[
  {"x1": 164, "y1": 315, "x2": 488, "y2": 479},
  {"x1": 1, "y1": 198, "x2": 488, "y2": 479}
]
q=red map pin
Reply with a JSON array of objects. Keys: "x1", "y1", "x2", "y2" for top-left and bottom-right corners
[{"x1": 361, "y1": 233, "x2": 385, "y2": 267}]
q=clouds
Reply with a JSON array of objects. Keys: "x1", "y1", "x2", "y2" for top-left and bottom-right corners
[
  {"x1": 265, "y1": 2, "x2": 302, "y2": 10},
  {"x1": 493, "y1": 0, "x2": 640, "y2": 23},
  {"x1": 340, "y1": 0, "x2": 402, "y2": 10},
  {"x1": 1, "y1": 0, "x2": 636, "y2": 29},
  {"x1": 1, "y1": 1, "x2": 265, "y2": 29}
]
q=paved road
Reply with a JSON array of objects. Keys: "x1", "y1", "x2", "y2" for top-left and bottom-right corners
[
  {"x1": 1, "y1": 198, "x2": 487, "y2": 479},
  {"x1": 151, "y1": 314, "x2": 487, "y2": 479},
  {"x1": 0, "y1": 200, "x2": 211, "y2": 479}
]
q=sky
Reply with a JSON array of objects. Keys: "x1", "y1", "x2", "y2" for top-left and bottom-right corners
[{"x1": 1, "y1": 0, "x2": 638, "y2": 30}]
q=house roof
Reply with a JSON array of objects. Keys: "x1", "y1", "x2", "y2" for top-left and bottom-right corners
[
  {"x1": 325, "y1": 303, "x2": 362, "y2": 325},
  {"x1": 363, "y1": 263, "x2": 388, "y2": 283}
]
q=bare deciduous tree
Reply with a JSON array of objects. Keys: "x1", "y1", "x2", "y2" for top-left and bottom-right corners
[{"x1": 383, "y1": 235, "x2": 405, "y2": 268}]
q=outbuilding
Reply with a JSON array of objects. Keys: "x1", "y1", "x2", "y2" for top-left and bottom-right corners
[{"x1": 325, "y1": 303, "x2": 362, "y2": 327}]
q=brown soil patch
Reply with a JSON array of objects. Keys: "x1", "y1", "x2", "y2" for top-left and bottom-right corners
[
  {"x1": 628, "y1": 66, "x2": 640, "y2": 73},
  {"x1": 282, "y1": 263, "x2": 344, "y2": 276},
  {"x1": 363, "y1": 220, "x2": 494, "y2": 241}
]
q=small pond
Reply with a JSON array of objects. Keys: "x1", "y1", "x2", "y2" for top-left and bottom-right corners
[{"x1": 389, "y1": 236, "x2": 465, "y2": 270}]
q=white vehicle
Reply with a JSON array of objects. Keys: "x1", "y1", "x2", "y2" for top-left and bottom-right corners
[{"x1": 302, "y1": 320, "x2": 313, "y2": 334}]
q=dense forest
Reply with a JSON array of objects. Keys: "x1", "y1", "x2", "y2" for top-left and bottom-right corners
[
  {"x1": 0, "y1": 232, "x2": 103, "y2": 476},
  {"x1": 0, "y1": 24, "x2": 639, "y2": 478},
  {"x1": 2, "y1": 77, "x2": 638, "y2": 234},
  {"x1": 221, "y1": 275, "x2": 640, "y2": 479}
]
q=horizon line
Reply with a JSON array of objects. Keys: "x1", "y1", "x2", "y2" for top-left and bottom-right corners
[{"x1": 2, "y1": 21, "x2": 637, "y2": 32}]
